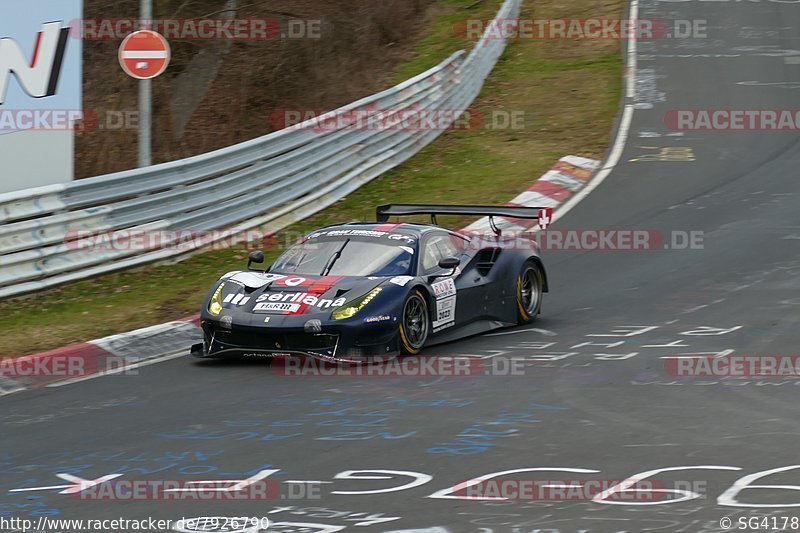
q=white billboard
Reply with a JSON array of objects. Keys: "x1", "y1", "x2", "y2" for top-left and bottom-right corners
[{"x1": 0, "y1": 0, "x2": 82, "y2": 193}]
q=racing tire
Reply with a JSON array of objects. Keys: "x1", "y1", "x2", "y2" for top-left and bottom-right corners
[
  {"x1": 399, "y1": 289, "x2": 430, "y2": 355},
  {"x1": 516, "y1": 260, "x2": 544, "y2": 324}
]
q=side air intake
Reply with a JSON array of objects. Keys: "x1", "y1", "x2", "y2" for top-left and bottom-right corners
[{"x1": 475, "y1": 248, "x2": 502, "y2": 276}]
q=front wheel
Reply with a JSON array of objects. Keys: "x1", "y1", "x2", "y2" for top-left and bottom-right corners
[
  {"x1": 399, "y1": 290, "x2": 429, "y2": 355},
  {"x1": 516, "y1": 261, "x2": 544, "y2": 324}
]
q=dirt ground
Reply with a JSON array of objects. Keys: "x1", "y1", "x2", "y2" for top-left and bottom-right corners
[{"x1": 77, "y1": 0, "x2": 437, "y2": 177}]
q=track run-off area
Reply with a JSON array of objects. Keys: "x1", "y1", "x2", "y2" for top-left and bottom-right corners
[{"x1": 4, "y1": 0, "x2": 800, "y2": 532}]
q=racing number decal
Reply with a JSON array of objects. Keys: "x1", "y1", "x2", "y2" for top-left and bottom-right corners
[
  {"x1": 431, "y1": 278, "x2": 457, "y2": 332},
  {"x1": 434, "y1": 298, "x2": 456, "y2": 330},
  {"x1": 274, "y1": 276, "x2": 308, "y2": 287}
]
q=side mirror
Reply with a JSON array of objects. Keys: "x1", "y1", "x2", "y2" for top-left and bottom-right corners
[
  {"x1": 429, "y1": 256, "x2": 460, "y2": 280},
  {"x1": 438, "y1": 256, "x2": 460, "y2": 270},
  {"x1": 247, "y1": 251, "x2": 265, "y2": 271}
]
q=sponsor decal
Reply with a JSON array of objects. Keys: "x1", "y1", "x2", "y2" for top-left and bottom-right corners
[
  {"x1": 226, "y1": 272, "x2": 286, "y2": 288},
  {"x1": 364, "y1": 315, "x2": 393, "y2": 324},
  {"x1": 390, "y1": 234, "x2": 416, "y2": 244},
  {"x1": 431, "y1": 278, "x2": 457, "y2": 299},
  {"x1": 433, "y1": 297, "x2": 456, "y2": 332},
  {"x1": 219, "y1": 316, "x2": 233, "y2": 329},
  {"x1": 390, "y1": 276, "x2": 414, "y2": 286},
  {"x1": 254, "y1": 302, "x2": 301, "y2": 313},
  {"x1": 431, "y1": 278, "x2": 457, "y2": 331},
  {"x1": 307, "y1": 229, "x2": 416, "y2": 244},
  {"x1": 0, "y1": 22, "x2": 71, "y2": 105},
  {"x1": 254, "y1": 292, "x2": 347, "y2": 311},
  {"x1": 223, "y1": 293, "x2": 251, "y2": 306}
]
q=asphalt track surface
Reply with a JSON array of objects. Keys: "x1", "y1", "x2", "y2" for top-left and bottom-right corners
[{"x1": 4, "y1": 1, "x2": 800, "y2": 532}]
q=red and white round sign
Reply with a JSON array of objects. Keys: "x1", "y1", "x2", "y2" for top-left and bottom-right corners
[{"x1": 118, "y1": 30, "x2": 171, "y2": 80}]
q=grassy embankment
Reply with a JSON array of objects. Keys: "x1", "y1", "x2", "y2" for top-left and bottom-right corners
[{"x1": 0, "y1": 0, "x2": 623, "y2": 356}]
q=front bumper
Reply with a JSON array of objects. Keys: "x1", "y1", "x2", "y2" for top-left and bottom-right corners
[{"x1": 191, "y1": 317, "x2": 400, "y2": 364}]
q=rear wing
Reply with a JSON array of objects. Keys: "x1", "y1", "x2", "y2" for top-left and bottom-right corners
[{"x1": 376, "y1": 204, "x2": 553, "y2": 233}]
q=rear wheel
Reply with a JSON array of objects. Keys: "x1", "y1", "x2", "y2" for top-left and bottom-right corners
[
  {"x1": 399, "y1": 290, "x2": 429, "y2": 355},
  {"x1": 516, "y1": 261, "x2": 543, "y2": 324}
]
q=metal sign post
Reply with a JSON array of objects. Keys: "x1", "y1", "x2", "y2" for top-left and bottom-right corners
[{"x1": 139, "y1": 0, "x2": 152, "y2": 167}]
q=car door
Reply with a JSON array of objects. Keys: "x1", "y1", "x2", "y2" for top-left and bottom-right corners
[{"x1": 420, "y1": 231, "x2": 482, "y2": 331}]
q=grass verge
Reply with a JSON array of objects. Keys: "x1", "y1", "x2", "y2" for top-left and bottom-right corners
[{"x1": 0, "y1": 0, "x2": 624, "y2": 357}]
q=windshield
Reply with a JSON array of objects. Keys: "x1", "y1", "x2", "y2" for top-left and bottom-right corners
[{"x1": 272, "y1": 238, "x2": 415, "y2": 277}]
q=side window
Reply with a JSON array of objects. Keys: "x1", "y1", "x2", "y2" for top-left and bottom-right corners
[
  {"x1": 422, "y1": 234, "x2": 464, "y2": 272},
  {"x1": 439, "y1": 233, "x2": 468, "y2": 258},
  {"x1": 422, "y1": 236, "x2": 447, "y2": 272}
]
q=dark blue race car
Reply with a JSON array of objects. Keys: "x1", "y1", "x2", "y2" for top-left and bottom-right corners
[{"x1": 191, "y1": 204, "x2": 550, "y2": 363}]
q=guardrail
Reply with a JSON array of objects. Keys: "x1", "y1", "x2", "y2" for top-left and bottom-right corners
[{"x1": 0, "y1": 0, "x2": 521, "y2": 299}]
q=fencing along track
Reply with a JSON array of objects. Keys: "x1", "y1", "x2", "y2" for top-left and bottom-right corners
[{"x1": 0, "y1": 0, "x2": 521, "y2": 299}]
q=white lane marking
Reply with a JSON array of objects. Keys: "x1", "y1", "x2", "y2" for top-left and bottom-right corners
[
  {"x1": 9, "y1": 484, "x2": 73, "y2": 493},
  {"x1": 551, "y1": 0, "x2": 639, "y2": 222},
  {"x1": 419, "y1": 376, "x2": 446, "y2": 387},
  {"x1": 683, "y1": 304, "x2": 708, "y2": 313},
  {"x1": 484, "y1": 327, "x2": 557, "y2": 337},
  {"x1": 384, "y1": 529, "x2": 451, "y2": 533},
  {"x1": 10, "y1": 473, "x2": 123, "y2": 494},
  {"x1": 624, "y1": 443, "x2": 680, "y2": 447},
  {"x1": 46, "y1": 351, "x2": 187, "y2": 388},
  {"x1": 660, "y1": 350, "x2": 735, "y2": 360},
  {"x1": 0, "y1": 384, "x2": 26, "y2": 397}
]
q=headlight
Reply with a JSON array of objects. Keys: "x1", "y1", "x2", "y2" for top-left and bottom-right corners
[
  {"x1": 331, "y1": 287, "x2": 383, "y2": 320},
  {"x1": 208, "y1": 283, "x2": 225, "y2": 316}
]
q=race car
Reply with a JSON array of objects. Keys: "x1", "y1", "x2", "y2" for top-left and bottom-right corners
[{"x1": 191, "y1": 204, "x2": 550, "y2": 363}]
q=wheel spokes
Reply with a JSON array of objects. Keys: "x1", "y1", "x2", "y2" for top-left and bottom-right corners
[
  {"x1": 521, "y1": 269, "x2": 539, "y2": 313},
  {"x1": 404, "y1": 296, "x2": 427, "y2": 346}
]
